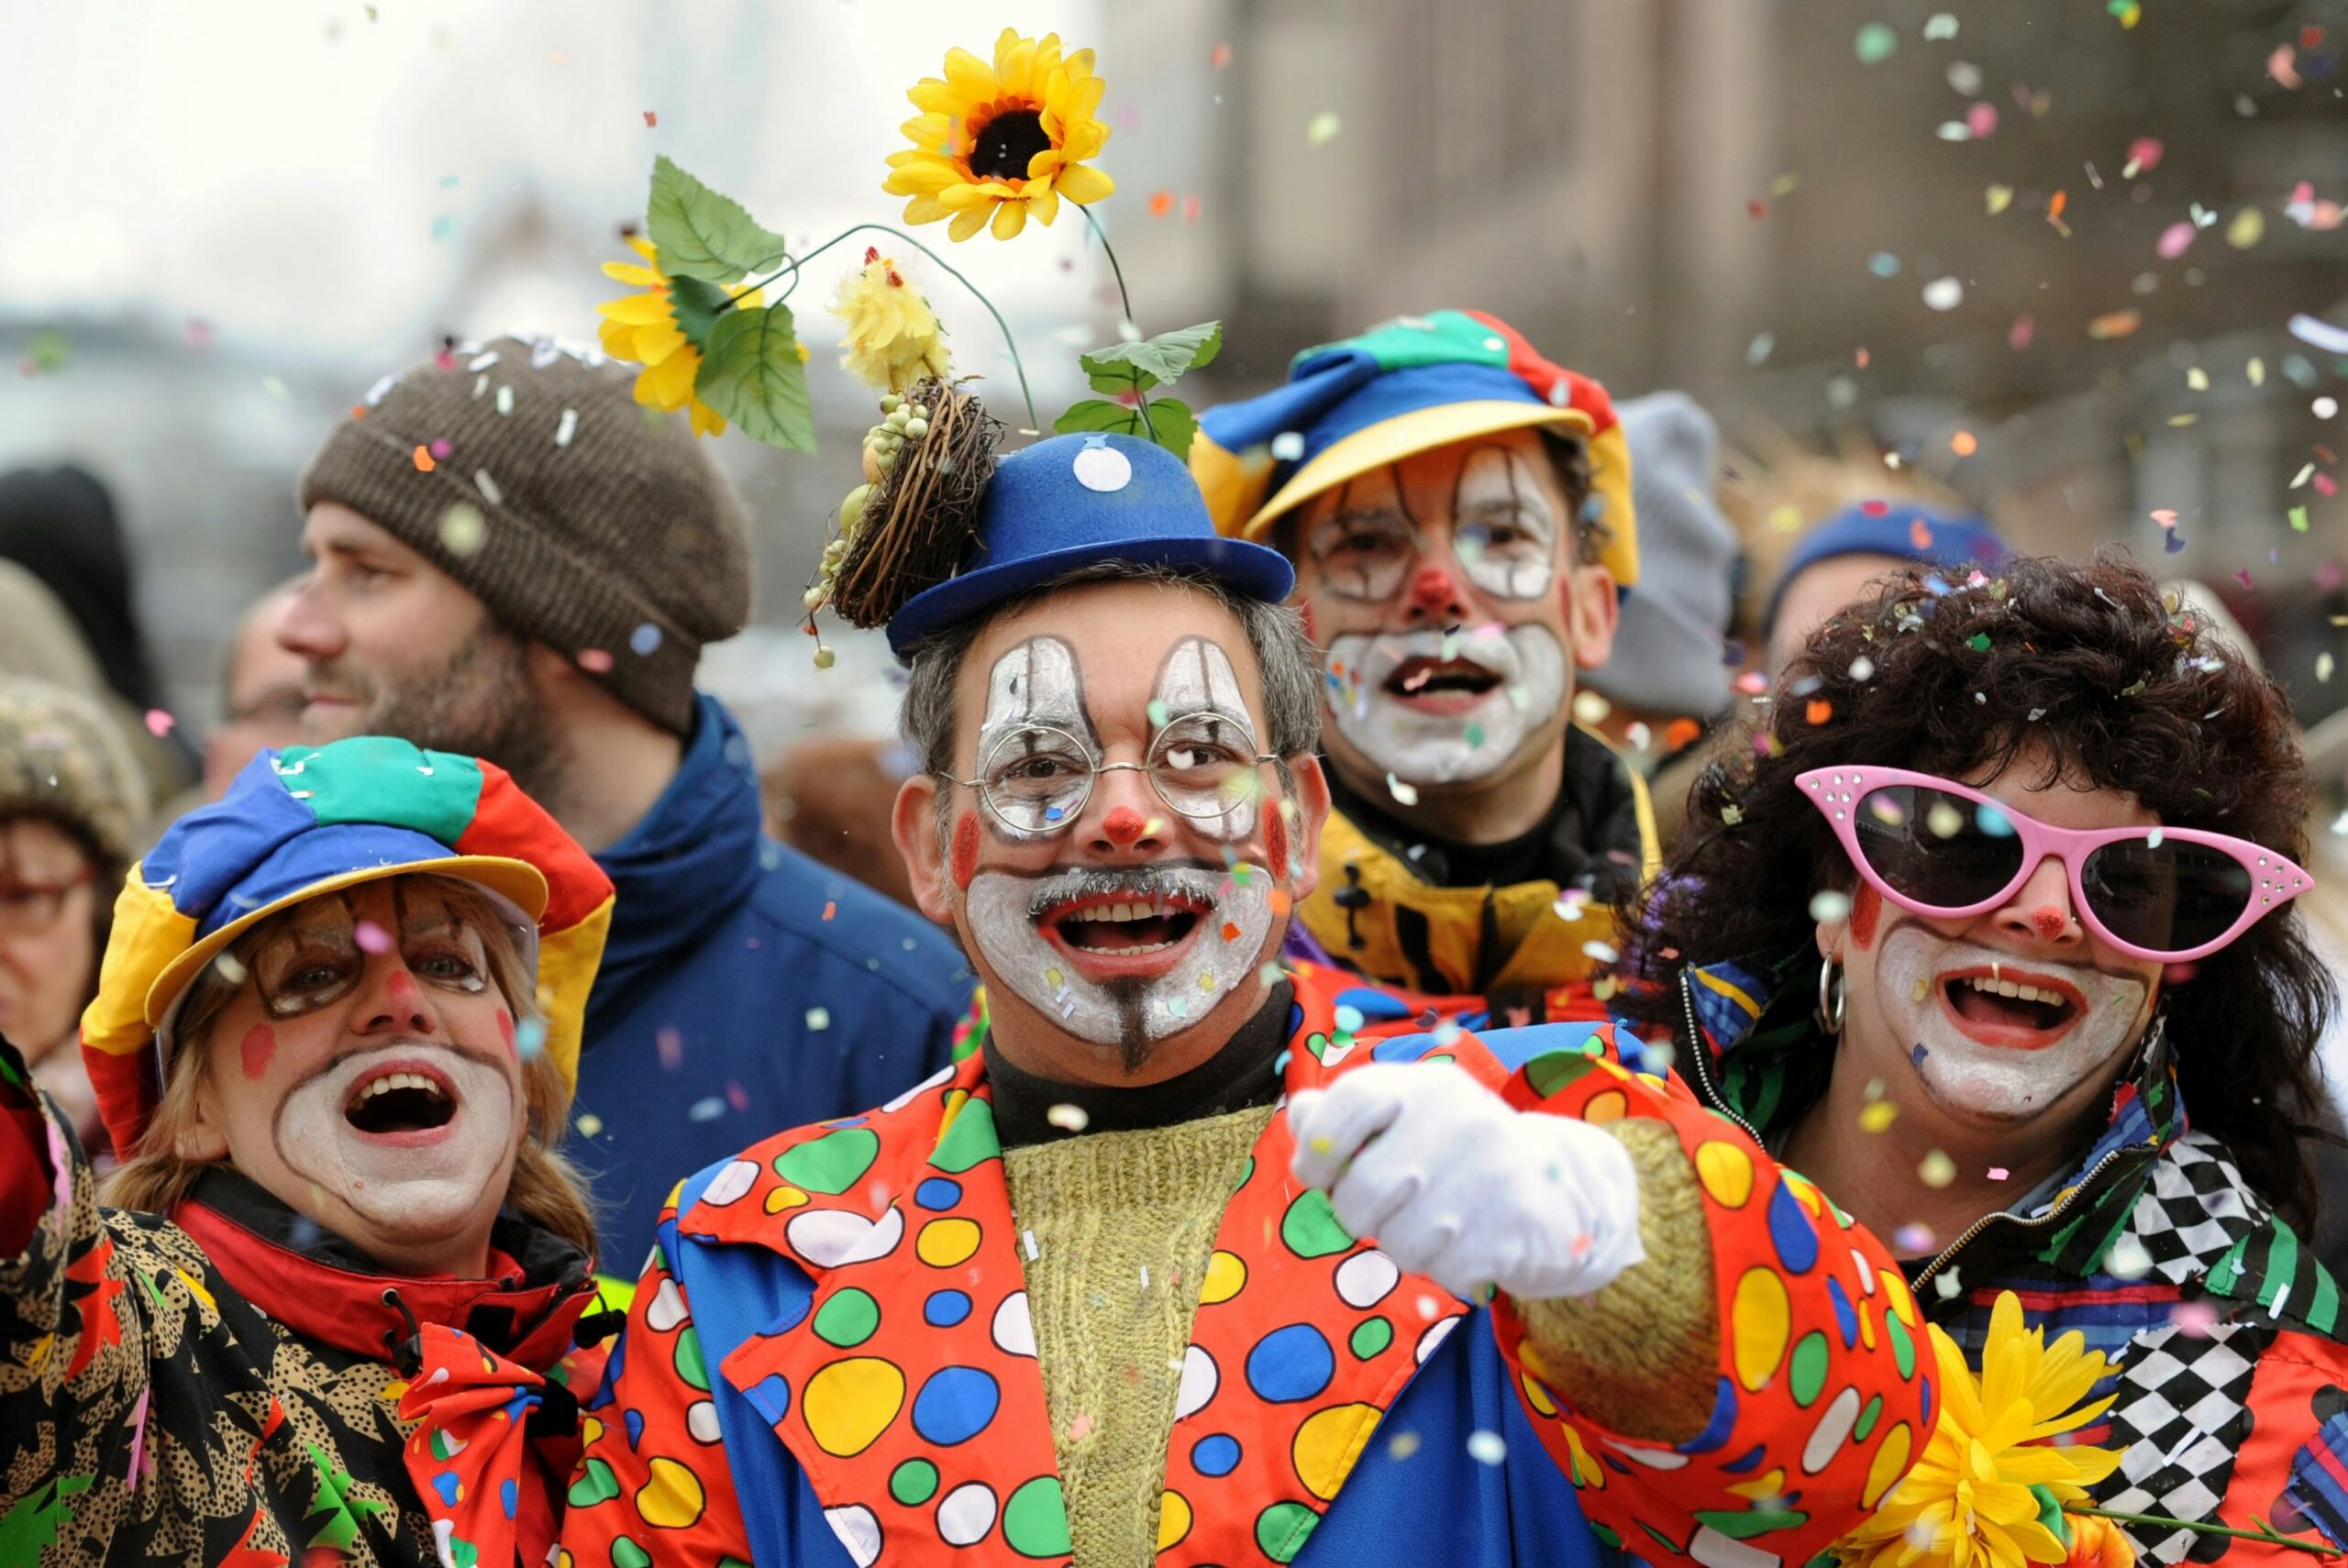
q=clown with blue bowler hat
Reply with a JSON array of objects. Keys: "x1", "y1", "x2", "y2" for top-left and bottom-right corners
[
  {"x1": 1192, "y1": 311, "x2": 1662, "y2": 1028},
  {"x1": 567, "y1": 397, "x2": 1929, "y2": 1565}
]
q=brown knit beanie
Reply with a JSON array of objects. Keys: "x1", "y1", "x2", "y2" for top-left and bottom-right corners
[{"x1": 298, "y1": 335, "x2": 752, "y2": 734}]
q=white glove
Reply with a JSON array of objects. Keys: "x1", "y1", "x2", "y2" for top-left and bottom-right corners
[{"x1": 1287, "y1": 1061, "x2": 1645, "y2": 1301}]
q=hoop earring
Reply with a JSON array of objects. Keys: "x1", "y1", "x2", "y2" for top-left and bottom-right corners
[{"x1": 1817, "y1": 957, "x2": 1847, "y2": 1037}]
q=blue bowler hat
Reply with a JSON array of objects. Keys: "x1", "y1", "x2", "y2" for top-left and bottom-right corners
[{"x1": 885, "y1": 432, "x2": 1296, "y2": 658}]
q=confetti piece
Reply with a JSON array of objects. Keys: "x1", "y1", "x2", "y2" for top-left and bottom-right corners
[
  {"x1": 805, "y1": 1007, "x2": 830, "y2": 1032},
  {"x1": 575, "y1": 1111, "x2": 603, "y2": 1137},
  {"x1": 577, "y1": 648, "x2": 614, "y2": 674},
  {"x1": 1385, "y1": 772, "x2": 1419, "y2": 806},
  {"x1": 1805, "y1": 698, "x2": 1833, "y2": 725},
  {"x1": 1389, "y1": 1431, "x2": 1422, "y2": 1460},
  {"x1": 1466, "y1": 1431, "x2": 1507, "y2": 1465},
  {"x1": 439, "y1": 502, "x2": 487, "y2": 557},
  {"x1": 1854, "y1": 22, "x2": 1897, "y2": 62},
  {"x1": 1809, "y1": 891, "x2": 1853, "y2": 924},
  {"x1": 1986, "y1": 1165, "x2": 2010, "y2": 1181},
  {"x1": 1934, "y1": 1272, "x2": 1963, "y2": 1300},
  {"x1": 2123, "y1": 137, "x2": 2164, "y2": 176},
  {"x1": 2269, "y1": 43, "x2": 2301, "y2": 88},
  {"x1": 1269, "y1": 431, "x2": 1305, "y2": 461},
  {"x1": 1985, "y1": 184, "x2": 2013, "y2": 215},
  {"x1": 823, "y1": 900, "x2": 837, "y2": 922},
  {"x1": 1867, "y1": 251, "x2": 1901, "y2": 278},
  {"x1": 143, "y1": 708, "x2": 175, "y2": 737},
  {"x1": 2168, "y1": 1300, "x2": 2219, "y2": 1337},
  {"x1": 554, "y1": 408, "x2": 579, "y2": 447},
  {"x1": 1580, "y1": 940, "x2": 1619, "y2": 965},
  {"x1": 1922, "y1": 13, "x2": 1958, "y2": 39},
  {"x1": 643, "y1": 109, "x2": 658, "y2": 127},
  {"x1": 1210, "y1": 41, "x2": 1233, "y2": 69},
  {"x1": 1918, "y1": 1150, "x2": 1956, "y2": 1187},
  {"x1": 1922, "y1": 277, "x2": 1964, "y2": 311},
  {"x1": 630, "y1": 623, "x2": 664, "y2": 657},
  {"x1": 215, "y1": 953, "x2": 249, "y2": 985},
  {"x1": 2009, "y1": 313, "x2": 2036, "y2": 350},
  {"x1": 656, "y1": 1027, "x2": 684, "y2": 1070},
  {"x1": 1893, "y1": 1222, "x2": 1936, "y2": 1252},
  {"x1": 2289, "y1": 314, "x2": 2348, "y2": 355},
  {"x1": 1047, "y1": 1103, "x2": 1091, "y2": 1132},
  {"x1": 412, "y1": 445, "x2": 437, "y2": 473},
  {"x1": 1950, "y1": 430, "x2": 1977, "y2": 457},
  {"x1": 2106, "y1": 1234, "x2": 2153, "y2": 1278},
  {"x1": 1858, "y1": 1101, "x2": 1899, "y2": 1133},
  {"x1": 1966, "y1": 103, "x2": 1999, "y2": 138},
  {"x1": 354, "y1": 921, "x2": 393, "y2": 955},
  {"x1": 1306, "y1": 111, "x2": 1342, "y2": 146},
  {"x1": 687, "y1": 1096, "x2": 727, "y2": 1121},
  {"x1": 2156, "y1": 221, "x2": 2195, "y2": 259},
  {"x1": 2088, "y1": 309, "x2": 2143, "y2": 340}
]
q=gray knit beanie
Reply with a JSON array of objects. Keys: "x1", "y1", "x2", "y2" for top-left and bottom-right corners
[
  {"x1": 1582, "y1": 392, "x2": 1738, "y2": 721},
  {"x1": 298, "y1": 335, "x2": 751, "y2": 734}
]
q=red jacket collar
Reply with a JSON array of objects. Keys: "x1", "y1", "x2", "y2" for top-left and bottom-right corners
[{"x1": 174, "y1": 1166, "x2": 596, "y2": 1371}]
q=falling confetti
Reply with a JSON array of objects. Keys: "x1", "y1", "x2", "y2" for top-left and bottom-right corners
[
  {"x1": 1854, "y1": 22, "x2": 1898, "y2": 62},
  {"x1": 1922, "y1": 277, "x2": 1965, "y2": 311},
  {"x1": 1466, "y1": 1430, "x2": 1507, "y2": 1465},
  {"x1": 1306, "y1": 112, "x2": 1342, "y2": 147},
  {"x1": 1918, "y1": 1150, "x2": 1957, "y2": 1187}
]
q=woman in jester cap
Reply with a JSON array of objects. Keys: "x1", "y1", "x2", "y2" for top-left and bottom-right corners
[{"x1": 0, "y1": 735, "x2": 616, "y2": 1567}]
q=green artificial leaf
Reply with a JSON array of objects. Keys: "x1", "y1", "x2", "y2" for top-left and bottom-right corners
[
  {"x1": 696, "y1": 304, "x2": 816, "y2": 453},
  {"x1": 1051, "y1": 395, "x2": 1199, "y2": 459},
  {"x1": 647, "y1": 155, "x2": 787, "y2": 284},
  {"x1": 1141, "y1": 396, "x2": 1198, "y2": 458},
  {"x1": 1054, "y1": 397, "x2": 1142, "y2": 436},
  {"x1": 666, "y1": 275, "x2": 730, "y2": 353},
  {"x1": 1078, "y1": 321, "x2": 1224, "y2": 397}
]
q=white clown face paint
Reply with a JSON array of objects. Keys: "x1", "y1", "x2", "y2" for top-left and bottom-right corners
[
  {"x1": 1451, "y1": 445, "x2": 1559, "y2": 602},
  {"x1": 275, "y1": 1040, "x2": 522, "y2": 1235},
  {"x1": 1322, "y1": 623, "x2": 1568, "y2": 785},
  {"x1": 1151, "y1": 636, "x2": 1263, "y2": 840},
  {"x1": 966, "y1": 860, "x2": 1276, "y2": 1051},
  {"x1": 1869, "y1": 930, "x2": 2151, "y2": 1124}
]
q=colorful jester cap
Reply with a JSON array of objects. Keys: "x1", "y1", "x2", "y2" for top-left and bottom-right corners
[
  {"x1": 80, "y1": 736, "x2": 615, "y2": 1155},
  {"x1": 1191, "y1": 309, "x2": 1640, "y2": 589}
]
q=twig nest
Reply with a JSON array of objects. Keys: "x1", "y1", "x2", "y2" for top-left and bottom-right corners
[{"x1": 825, "y1": 379, "x2": 1003, "y2": 629}]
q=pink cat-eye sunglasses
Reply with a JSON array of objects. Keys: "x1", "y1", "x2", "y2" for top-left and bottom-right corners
[{"x1": 1799, "y1": 766, "x2": 2313, "y2": 963}]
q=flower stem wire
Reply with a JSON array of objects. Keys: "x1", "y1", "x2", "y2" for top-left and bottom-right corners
[
  {"x1": 2071, "y1": 1508, "x2": 2341, "y2": 1560},
  {"x1": 1077, "y1": 204, "x2": 1151, "y2": 429}
]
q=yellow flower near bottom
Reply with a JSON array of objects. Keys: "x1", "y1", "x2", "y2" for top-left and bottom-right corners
[
  {"x1": 1832, "y1": 1292, "x2": 2124, "y2": 1568},
  {"x1": 596, "y1": 235, "x2": 760, "y2": 436},
  {"x1": 2062, "y1": 1513, "x2": 2135, "y2": 1568}
]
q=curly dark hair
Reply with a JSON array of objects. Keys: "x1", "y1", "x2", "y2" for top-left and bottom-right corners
[{"x1": 1630, "y1": 549, "x2": 2337, "y2": 1228}]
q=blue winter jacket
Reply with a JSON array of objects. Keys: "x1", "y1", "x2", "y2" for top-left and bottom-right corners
[{"x1": 568, "y1": 694, "x2": 976, "y2": 1265}]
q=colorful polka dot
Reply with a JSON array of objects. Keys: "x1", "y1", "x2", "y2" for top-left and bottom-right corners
[
  {"x1": 1191, "y1": 1433, "x2": 1241, "y2": 1476},
  {"x1": 823, "y1": 1505, "x2": 881, "y2": 1566},
  {"x1": 1292, "y1": 1402, "x2": 1379, "y2": 1500},
  {"x1": 1279, "y1": 1189, "x2": 1353, "y2": 1258},
  {"x1": 914, "y1": 1176, "x2": 963, "y2": 1210},
  {"x1": 917, "y1": 1217, "x2": 982, "y2": 1267},
  {"x1": 1157, "y1": 1490, "x2": 1192, "y2": 1550},
  {"x1": 1863, "y1": 1423, "x2": 1913, "y2": 1508},
  {"x1": 991, "y1": 1291, "x2": 1036, "y2": 1358},
  {"x1": 912, "y1": 1365, "x2": 1001, "y2": 1446},
  {"x1": 1518, "y1": 1372, "x2": 1560, "y2": 1419},
  {"x1": 1731, "y1": 1267, "x2": 1791, "y2": 1392},
  {"x1": 764, "y1": 1185, "x2": 811, "y2": 1213},
  {"x1": 802, "y1": 1357, "x2": 905, "y2": 1457},
  {"x1": 1348, "y1": 1318, "x2": 1391, "y2": 1359},
  {"x1": 814, "y1": 1287, "x2": 881, "y2": 1348},
  {"x1": 1802, "y1": 1386, "x2": 1864, "y2": 1474},
  {"x1": 673, "y1": 1325, "x2": 709, "y2": 1392},
  {"x1": 1333, "y1": 1249, "x2": 1399, "y2": 1309},
  {"x1": 1246, "y1": 1323, "x2": 1336, "y2": 1403},
  {"x1": 1257, "y1": 1500, "x2": 1320, "y2": 1563},
  {"x1": 1583, "y1": 1088, "x2": 1628, "y2": 1124},
  {"x1": 1175, "y1": 1344, "x2": 1220, "y2": 1419},
  {"x1": 937, "y1": 1481, "x2": 997, "y2": 1548},
  {"x1": 1767, "y1": 1179, "x2": 1820, "y2": 1274},
  {"x1": 1887, "y1": 1309, "x2": 1916, "y2": 1378},
  {"x1": 636, "y1": 1456, "x2": 705, "y2": 1529},
  {"x1": 1789, "y1": 1331, "x2": 1829, "y2": 1408},
  {"x1": 924, "y1": 1289, "x2": 971, "y2": 1328},
  {"x1": 1695, "y1": 1142, "x2": 1755, "y2": 1209},
  {"x1": 775, "y1": 1126, "x2": 880, "y2": 1195},
  {"x1": 889, "y1": 1458, "x2": 939, "y2": 1507},
  {"x1": 1002, "y1": 1476, "x2": 1072, "y2": 1558},
  {"x1": 1200, "y1": 1250, "x2": 1247, "y2": 1304}
]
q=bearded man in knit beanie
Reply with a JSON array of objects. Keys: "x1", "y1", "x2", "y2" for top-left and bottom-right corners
[{"x1": 283, "y1": 335, "x2": 973, "y2": 1271}]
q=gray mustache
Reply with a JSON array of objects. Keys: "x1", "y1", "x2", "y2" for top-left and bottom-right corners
[{"x1": 1024, "y1": 866, "x2": 1223, "y2": 922}]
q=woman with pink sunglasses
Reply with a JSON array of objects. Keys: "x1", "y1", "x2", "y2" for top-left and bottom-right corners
[{"x1": 1629, "y1": 552, "x2": 2344, "y2": 1562}]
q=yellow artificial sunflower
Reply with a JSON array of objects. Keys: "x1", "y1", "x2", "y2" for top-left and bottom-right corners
[
  {"x1": 1834, "y1": 1292, "x2": 2125, "y2": 1568},
  {"x1": 596, "y1": 235, "x2": 761, "y2": 436},
  {"x1": 830, "y1": 248, "x2": 953, "y2": 394},
  {"x1": 884, "y1": 28, "x2": 1114, "y2": 242}
]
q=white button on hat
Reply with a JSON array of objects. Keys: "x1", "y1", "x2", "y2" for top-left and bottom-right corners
[{"x1": 1070, "y1": 443, "x2": 1133, "y2": 492}]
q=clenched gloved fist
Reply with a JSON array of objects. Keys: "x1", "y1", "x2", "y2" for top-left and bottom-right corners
[{"x1": 1287, "y1": 1061, "x2": 1645, "y2": 1302}]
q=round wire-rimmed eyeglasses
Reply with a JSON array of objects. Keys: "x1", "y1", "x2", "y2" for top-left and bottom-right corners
[{"x1": 938, "y1": 720, "x2": 1279, "y2": 835}]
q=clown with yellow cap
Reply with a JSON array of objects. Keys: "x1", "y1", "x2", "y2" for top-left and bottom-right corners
[
  {"x1": 1193, "y1": 310, "x2": 1656, "y2": 1018},
  {"x1": 0, "y1": 735, "x2": 616, "y2": 1568}
]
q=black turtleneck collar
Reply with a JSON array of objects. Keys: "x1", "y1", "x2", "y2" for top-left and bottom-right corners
[{"x1": 984, "y1": 980, "x2": 1293, "y2": 1151}]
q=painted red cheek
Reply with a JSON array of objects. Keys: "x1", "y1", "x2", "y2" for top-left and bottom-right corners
[
  {"x1": 496, "y1": 1007, "x2": 516, "y2": 1055},
  {"x1": 1849, "y1": 883, "x2": 1881, "y2": 949},
  {"x1": 1266, "y1": 810, "x2": 1290, "y2": 883},
  {"x1": 239, "y1": 1024, "x2": 276, "y2": 1082},
  {"x1": 950, "y1": 811, "x2": 980, "y2": 890}
]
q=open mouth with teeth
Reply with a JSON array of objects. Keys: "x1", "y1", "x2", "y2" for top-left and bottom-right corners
[
  {"x1": 1037, "y1": 891, "x2": 1210, "y2": 973},
  {"x1": 343, "y1": 1065, "x2": 459, "y2": 1139},
  {"x1": 1383, "y1": 656, "x2": 1501, "y2": 708},
  {"x1": 1937, "y1": 969, "x2": 2084, "y2": 1046}
]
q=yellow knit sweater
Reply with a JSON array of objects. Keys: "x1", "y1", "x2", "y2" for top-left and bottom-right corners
[{"x1": 1001, "y1": 1105, "x2": 1278, "y2": 1568}]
